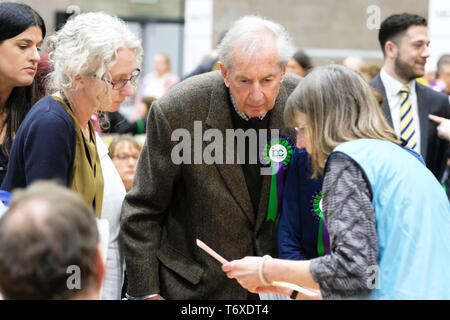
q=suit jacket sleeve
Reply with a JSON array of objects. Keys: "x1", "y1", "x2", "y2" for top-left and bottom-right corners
[
  {"x1": 419, "y1": 88, "x2": 450, "y2": 181},
  {"x1": 120, "y1": 101, "x2": 181, "y2": 296},
  {"x1": 433, "y1": 95, "x2": 450, "y2": 181}
]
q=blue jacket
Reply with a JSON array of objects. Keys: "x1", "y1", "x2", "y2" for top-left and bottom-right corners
[
  {"x1": 278, "y1": 148, "x2": 324, "y2": 260},
  {"x1": 334, "y1": 139, "x2": 450, "y2": 299}
]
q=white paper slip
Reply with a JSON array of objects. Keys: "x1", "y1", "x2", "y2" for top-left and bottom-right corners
[
  {"x1": 196, "y1": 239, "x2": 318, "y2": 297},
  {"x1": 196, "y1": 239, "x2": 229, "y2": 264}
]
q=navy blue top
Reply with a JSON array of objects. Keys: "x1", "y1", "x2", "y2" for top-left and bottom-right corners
[
  {"x1": 278, "y1": 148, "x2": 324, "y2": 260},
  {"x1": 1, "y1": 96, "x2": 76, "y2": 191}
]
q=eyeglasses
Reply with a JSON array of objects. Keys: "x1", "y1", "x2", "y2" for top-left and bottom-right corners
[
  {"x1": 101, "y1": 68, "x2": 141, "y2": 90},
  {"x1": 113, "y1": 153, "x2": 140, "y2": 161},
  {"x1": 295, "y1": 126, "x2": 306, "y2": 135}
]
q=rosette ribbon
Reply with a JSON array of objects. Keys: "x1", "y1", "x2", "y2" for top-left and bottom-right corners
[
  {"x1": 311, "y1": 191, "x2": 331, "y2": 256},
  {"x1": 262, "y1": 136, "x2": 295, "y2": 222}
]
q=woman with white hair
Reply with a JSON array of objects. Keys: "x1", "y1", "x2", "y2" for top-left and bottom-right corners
[{"x1": 1, "y1": 11, "x2": 142, "y2": 299}]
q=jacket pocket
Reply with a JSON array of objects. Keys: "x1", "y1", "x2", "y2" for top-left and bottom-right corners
[{"x1": 156, "y1": 243, "x2": 203, "y2": 285}]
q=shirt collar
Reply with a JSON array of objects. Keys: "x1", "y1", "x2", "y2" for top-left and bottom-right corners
[{"x1": 380, "y1": 67, "x2": 416, "y2": 97}]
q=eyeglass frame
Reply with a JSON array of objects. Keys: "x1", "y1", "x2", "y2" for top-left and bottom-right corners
[
  {"x1": 99, "y1": 68, "x2": 141, "y2": 91},
  {"x1": 112, "y1": 153, "x2": 140, "y2": 161}
]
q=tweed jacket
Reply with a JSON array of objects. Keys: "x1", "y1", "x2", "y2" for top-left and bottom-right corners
[
  {"x1": 120, "y1": 71, "x2": 301, "y2": 299},
  {"x1": 370, "y1": 74, "x2": 450, "y2": 181}
]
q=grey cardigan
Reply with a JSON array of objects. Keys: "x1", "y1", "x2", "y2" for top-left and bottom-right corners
[{"x1": 310, "y1": 152, "x2": 378, "y2": 299}]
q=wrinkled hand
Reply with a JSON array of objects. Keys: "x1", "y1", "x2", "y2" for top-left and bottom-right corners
[
  {"x1": 222, "y1": 256, "x2": 263, "y2": 293},
  {"x1": 429, "y1": 114, "x2": 450, "y2": 141}
]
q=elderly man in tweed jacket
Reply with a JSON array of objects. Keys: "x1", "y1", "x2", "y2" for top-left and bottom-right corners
[{"x1": 120, "y1": 16, "x2": 301, "y2": 300}]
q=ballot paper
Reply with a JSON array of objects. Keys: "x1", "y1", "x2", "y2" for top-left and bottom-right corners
[
  {"x1": 196, "y1": 239, "x2": 228, "y2": 264},
  {"x1": 196, "y1": 239, "x2": 318, "y2": 297}
]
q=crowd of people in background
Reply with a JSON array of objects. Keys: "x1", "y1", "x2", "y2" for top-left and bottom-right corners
[{"x1": 0, "y1": 1, "x2": 449, "y2": 301}]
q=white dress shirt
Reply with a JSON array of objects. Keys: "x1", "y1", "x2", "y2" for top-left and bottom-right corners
[{"x1": 380, "y1": 68, "x2": 421, "y2": 153}]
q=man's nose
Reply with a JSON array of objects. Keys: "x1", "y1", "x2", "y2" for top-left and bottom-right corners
[
  {"x1": 422, "y1": 44, "x2": 430, "y2": 58},
  {"x1": 249, "y1": 83, "x2": 264, "y2": 102}
]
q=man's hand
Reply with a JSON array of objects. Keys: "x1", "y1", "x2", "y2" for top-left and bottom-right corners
[{"x1": 429, "y1": 114, "x2": 450, "y2": 141}]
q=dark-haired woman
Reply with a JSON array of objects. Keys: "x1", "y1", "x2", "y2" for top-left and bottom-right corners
[{"x1": 0, "y1": 2, "x2": 46, "y2": 184}]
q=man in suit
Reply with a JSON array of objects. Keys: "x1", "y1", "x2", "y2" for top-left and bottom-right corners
[
  {"x1": 370, "y1": 13, "x2": 449, "y2": 181},
  {"x1": 120, "y1": 16, "x2": 301, "y2": 300}
]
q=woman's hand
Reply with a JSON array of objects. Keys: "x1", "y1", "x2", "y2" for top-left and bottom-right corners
[
  {"x1": 222, "y1": 256, "x2": 323, "y2": 300},
  {"x1": 222, "y1": 256, "x2": 264, "y2": 293}
]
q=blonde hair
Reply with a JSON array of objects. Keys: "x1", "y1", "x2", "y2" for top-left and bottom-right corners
[{"x1": 285, "y1": 64, "x2": 399, "y2": 176}]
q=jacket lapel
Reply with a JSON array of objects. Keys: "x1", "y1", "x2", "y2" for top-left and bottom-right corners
[
  {"x1": 415, "y1": 83, "x2": 429, "y2": 159},
  {"x1": 205, "y1": 81, "x2": 255, "y2": 224},
  {"x1": 371, "y1": 74, "x2": 394, "y2": 128}
]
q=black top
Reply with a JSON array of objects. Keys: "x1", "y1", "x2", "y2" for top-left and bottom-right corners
[
  {"x1": 100, "y1": 111, "x2": 146, "y2": 135},
  {"x1": 230, "y1": 108, "x2": 271, "y2": 216}
]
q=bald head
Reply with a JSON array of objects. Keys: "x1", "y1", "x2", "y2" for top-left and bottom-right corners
[
  {"x1": 0, "y1": 181, "x2": 101, "y2": 299},
  {"x1": 3, "y1": 198, "x2": 50, "y2": 234}
]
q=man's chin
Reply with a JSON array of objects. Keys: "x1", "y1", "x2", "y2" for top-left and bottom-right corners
[{"x1": 244, "y1": 108, "x2": 268, "y2": 118}]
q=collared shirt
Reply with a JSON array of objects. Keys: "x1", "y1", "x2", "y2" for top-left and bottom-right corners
[
  {"x1": 229, "y1": 92, "x2": 268, "y2": 121},
  {"x1": 380, "y1": 68, "x2": 421, "y2": 153}
]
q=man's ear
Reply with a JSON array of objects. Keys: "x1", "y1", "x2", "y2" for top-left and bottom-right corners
[
  {"x1": 94, "y1": 244, "x2": 105, "y2": 295},
  {"x1": 384, "y1": 40, "x2": 398, "y2": 59},
  {"x1": 219, "y1": 61, "x2": 230, "y2": 88},
  {"x1": 280, "y1": 63, "x2": 287, "y2": 82}
]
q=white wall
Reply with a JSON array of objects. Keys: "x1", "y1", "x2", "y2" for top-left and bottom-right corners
[
  {"x1": 183, "y1": 0, "x2": 214, "y2": 75},
  {"x1": 427, "y1": 0, "x2": 450, "y2": 72}
]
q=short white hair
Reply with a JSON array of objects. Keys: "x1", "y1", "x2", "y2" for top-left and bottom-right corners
[
  {"x1": 217, "y1": 15, "x2": 294, "y2": 70},
  {"x1": 47, "y1": 12, "x2": 143, "y2": 92}
]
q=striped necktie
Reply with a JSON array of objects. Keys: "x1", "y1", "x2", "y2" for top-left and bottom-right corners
[{"x1": 399, "y1": 86, "x2": 417, "y2": 151}]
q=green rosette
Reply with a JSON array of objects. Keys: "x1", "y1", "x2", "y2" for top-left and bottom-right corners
[
  {"x1": 262, "y1": 137, "x2": 294, "y2": 168},
  {"x1": 262, "y1": 136, "x2": 294, "y2": 222},
  {"x1": 310, "y1": 190, "x2": 331, "y2": 256}
]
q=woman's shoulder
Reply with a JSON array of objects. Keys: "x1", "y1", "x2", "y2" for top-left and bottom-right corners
[
  {"x1": 15, "y1": 96, "x2": 76, "y2": 143},
  {"x1": 26, "y1": 96, "x2": 74, "y2": 128}
]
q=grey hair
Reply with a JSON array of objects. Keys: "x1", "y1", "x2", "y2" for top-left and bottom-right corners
[
  {"x1": 46, "y1": 12, "x2": 142, "y2": 94},
  {"x1": 217, "y1": 15, "x2": 294, "y2": 70}
]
